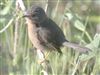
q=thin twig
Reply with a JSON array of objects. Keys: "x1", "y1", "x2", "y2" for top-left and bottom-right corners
[
  {"x1": 17, "y1": 0, "x2": 26, "y2": 12},
  {"x1": 45, "y1": 0, "x2": 48, "y2": 12},
  {"x1": 0, "y1": 18, "x2": 14, "y2": 34},
  {"x1": 72, "y1": 59, "x2": 80, "y2": 75},
  {"x1": 13, "y1": 1, "x2": 20, "y2": 58},
  {"x1": 13, "y1": 17, "x2": 19, "y2": 57},
  {"x1": 52, "y1": 0, "x2": 60, "y2": 19}
]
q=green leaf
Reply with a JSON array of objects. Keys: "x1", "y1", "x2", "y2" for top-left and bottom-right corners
[
  {"x1": 87, "y1": 34, "x2": 100, "y2": 49},
  {"x1": 74, "y1": 20, "x2": 85, "y2": 32},
  {"x1": 0, "y1": 1, "x2": 13, "y2": 15},
  {"x1": 64, "y1": 13, "x2": 73, "y2": 20}
]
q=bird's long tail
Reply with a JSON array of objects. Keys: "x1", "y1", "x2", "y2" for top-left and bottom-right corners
[{"x1": 62, "y1": 41, "x2": 91, "y2": 53}]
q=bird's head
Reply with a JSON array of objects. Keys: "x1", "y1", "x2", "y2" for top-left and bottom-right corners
[{"x1": 23, "y1": 6, "x2": 47, "y2": 23}]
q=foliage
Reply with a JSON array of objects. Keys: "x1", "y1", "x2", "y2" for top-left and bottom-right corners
[{"x1": 0, "y1": 0, "x2": 100, "y2": 75}]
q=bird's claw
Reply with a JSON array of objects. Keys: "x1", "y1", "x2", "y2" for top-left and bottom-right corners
[{"x1": 38, "y1": 59, "x2": 46, "y2": 64}]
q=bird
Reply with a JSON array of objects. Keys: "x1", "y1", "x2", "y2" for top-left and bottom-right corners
[{"x1": 23, "y1": 6, "x2": 90, "y2": 54}]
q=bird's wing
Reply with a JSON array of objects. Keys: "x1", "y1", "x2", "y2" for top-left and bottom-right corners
[{"x1": 37, "y1": 27, "x2": 58, "y2": 49}]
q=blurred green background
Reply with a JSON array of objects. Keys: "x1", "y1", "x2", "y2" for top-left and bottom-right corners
[{"x1": 0, "y1": 0, "x2": 100, "y2": 75}]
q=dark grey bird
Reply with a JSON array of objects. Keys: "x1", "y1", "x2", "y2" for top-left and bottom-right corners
[{"x1": 23, "y1": 6, "x2": 90, "y2": 54}]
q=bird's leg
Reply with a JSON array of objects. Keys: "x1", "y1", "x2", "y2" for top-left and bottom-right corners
[
  {"x1": 45, "y1": 51, "x2": 50, "y2": 59},
  {"x1": 37, "y1": 49, "x2": 46, "y2": 64},
  {"x1": 37, "y1": 49, "x2": 52, "y2": 74}
]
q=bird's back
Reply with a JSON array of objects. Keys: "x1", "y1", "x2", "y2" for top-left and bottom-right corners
[{"x1": 39, "y1": 18, "x2": 67, "y2": 47}]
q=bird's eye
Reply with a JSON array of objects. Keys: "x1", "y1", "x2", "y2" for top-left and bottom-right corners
[
  {"x1": 32, "y1": 14, "x2": 36, "y2": 17},
  {"x1": 35, "y1": 8, "x2": 40, "y2": 12}
]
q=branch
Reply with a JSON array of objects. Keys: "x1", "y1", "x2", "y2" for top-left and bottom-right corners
[
  {"x1": 0, "y1": 18, "x2": 14, "y2": 34},
  {"x1": 13, "y1": 0, "x2": 20, "y2": 58},
  {"x1": 16, "y1": 0, "x2": 26, "y2": 14}
]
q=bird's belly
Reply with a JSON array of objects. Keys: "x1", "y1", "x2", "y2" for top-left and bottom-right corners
[
  {"x1": 28, "y1": 30, "x2": 45, "y2": 50},
  {"x1": 27, "y1": 25, "x2": 45, "y2": 50}
]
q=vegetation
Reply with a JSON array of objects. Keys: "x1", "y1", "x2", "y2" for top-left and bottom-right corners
[{"x1": 0, "y1": 0, "x2": 100, "y2": 75}]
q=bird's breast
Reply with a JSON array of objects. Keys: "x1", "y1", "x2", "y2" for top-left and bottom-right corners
[{"x1": 26, "y1": 18, "x2": 42, "y2": 48}]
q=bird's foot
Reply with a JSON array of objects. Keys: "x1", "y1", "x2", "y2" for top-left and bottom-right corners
[{"x1": 38, "y1": 59, "x2": 46, "y2": 64}]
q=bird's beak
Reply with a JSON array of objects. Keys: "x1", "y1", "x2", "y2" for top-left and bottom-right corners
[
  {"x1": 22, "y1": 12, "x2": 31, "y2": 18},
  {"x1": 23, "y1": 14, "x2": 31, "y2": 17}
]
